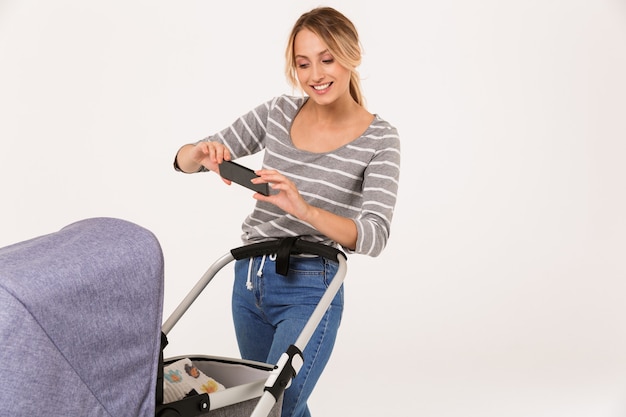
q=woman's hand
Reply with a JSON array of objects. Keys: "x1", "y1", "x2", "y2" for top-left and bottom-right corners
[
  {"x1": 251, "y1": 169, "x2": 311, "y2": 221},
  {"x1": 175, "y1": 142, "x2": 232, "y2": 184},
  {"x1": 192, "y1": 141, "x2": 231, "y2": 172}
]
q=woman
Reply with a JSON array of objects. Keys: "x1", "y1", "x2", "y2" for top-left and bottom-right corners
[{"x1": 173, "y1": 7, "x2": 400, "y2": 417}]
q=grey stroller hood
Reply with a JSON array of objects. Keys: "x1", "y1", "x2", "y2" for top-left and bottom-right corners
[{"x1": 0, "y1": 218, "x2": 164, "y2": 417}]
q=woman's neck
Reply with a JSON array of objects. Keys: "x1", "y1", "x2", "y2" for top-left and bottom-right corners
[{"x1": 304, "y1": 94, "x2": 364, "y2": 124}]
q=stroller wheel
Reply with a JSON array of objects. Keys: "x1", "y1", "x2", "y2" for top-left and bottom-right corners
[{"x1": 156, "y1": 408, "x2": 181, "y2": 417}]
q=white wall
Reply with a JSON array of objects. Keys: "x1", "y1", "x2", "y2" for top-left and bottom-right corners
[{"x1": 1, "y1": 1, "x2": 625, "y2": 416}]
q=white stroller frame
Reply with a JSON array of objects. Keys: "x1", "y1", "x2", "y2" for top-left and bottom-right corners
[{"x1": 157, "y1": 237, "x2": 348, "y2": 417}]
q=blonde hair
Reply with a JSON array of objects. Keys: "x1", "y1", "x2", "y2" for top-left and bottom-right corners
[{"x1": 285, "y1": 7, "x2": 365, "y2": 107}]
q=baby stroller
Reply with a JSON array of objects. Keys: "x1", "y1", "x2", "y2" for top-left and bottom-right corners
[{"x1": 0, "y1": 218, "x2": 347, "y2": 417}]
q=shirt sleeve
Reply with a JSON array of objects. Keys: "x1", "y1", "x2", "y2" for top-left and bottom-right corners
[
  {"x1": 200, "y1": 98, "x2": 276, "y2": 158},
  {"x1": 351, "y1": 126, "x2": 401, "y2": 257}
]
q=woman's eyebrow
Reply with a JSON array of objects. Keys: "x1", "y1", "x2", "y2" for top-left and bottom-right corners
[{"x1": 295, "y1": 49, "x2": 331, "y2": 60}]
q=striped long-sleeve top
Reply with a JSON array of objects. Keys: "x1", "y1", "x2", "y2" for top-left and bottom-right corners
[{"x1": 202, "y1": 95, "x2": 401, "y2": 257}]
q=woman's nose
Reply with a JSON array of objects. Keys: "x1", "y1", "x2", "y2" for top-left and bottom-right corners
[{"x1": 311, "y1": 63, "x2": 324, "y2": 82}]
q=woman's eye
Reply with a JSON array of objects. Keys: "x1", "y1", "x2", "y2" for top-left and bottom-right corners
[
  {"x1": 322, "y1": 59, "x2": 334, "y2": 64},
  {"x1": 297, "y1": 63, "x2": 310, "y2": 69}
]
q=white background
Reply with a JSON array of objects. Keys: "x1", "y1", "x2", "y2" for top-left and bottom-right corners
[{"x1": 1, "y1": 1, "x2": 626, "y2": 416}]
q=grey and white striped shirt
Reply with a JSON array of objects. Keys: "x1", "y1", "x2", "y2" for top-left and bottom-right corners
[{"x1": 202, "y1": 95, "x2": 401, "y2": 257}]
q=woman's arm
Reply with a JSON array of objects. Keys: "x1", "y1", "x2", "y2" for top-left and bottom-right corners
[
  {"x1": 252, "y1": 169, "x2": 358, "y2": 250},
  {"x1": 299, "y1": 205, "x2": 358, "y2": 251},
  {"x1": 174, "y1": 142, "x2": 232, "y2": 173}
]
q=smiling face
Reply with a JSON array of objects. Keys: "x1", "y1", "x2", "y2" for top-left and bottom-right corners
[{"x1": 293, "y1": 28, "x2": 352, "y2": 106}]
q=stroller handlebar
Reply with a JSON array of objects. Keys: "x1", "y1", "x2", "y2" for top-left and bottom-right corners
[
  {"x1": 230, "y1": 238, "x2": 346, "y2": 262},
  {"x1": 162, "y1": 238, "x2": 346, "y2": 336}
]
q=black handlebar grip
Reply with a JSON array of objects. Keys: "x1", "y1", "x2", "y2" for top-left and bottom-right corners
[{"x1": 230, "y1": 238, "x2": 346, "y2": 262}]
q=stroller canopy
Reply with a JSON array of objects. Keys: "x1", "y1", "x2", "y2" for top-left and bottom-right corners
[{"x1": 0, "y1": 217, "x2": 164, "y2": 417}]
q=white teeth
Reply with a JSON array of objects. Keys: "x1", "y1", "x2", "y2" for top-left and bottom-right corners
[{"x1": 313, "y1": 83, "x2": 331, "y2": 90}]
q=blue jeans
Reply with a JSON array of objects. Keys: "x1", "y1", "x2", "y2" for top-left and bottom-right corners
[{"x1": 232, "y1": 254, "x2": 344, "y2": 417}]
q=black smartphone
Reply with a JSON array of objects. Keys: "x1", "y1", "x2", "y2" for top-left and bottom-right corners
[{"x1": 219, "y1": 160, "x2": 270, "y2": 196}]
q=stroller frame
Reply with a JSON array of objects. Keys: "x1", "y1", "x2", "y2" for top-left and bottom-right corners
[{"x1": 156, "y1": 237, "x2": 347, "y2": 417}]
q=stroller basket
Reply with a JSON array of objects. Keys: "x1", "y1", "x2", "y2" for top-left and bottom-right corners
[
  {"x1": 156, "y1": 355, "x2": 282, "y2": 417},
  {"x1": 157, "y1": 237, "x2": 347, "y2": 417}
]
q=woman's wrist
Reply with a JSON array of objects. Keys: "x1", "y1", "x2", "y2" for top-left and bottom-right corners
[{"x1": 173, "y1": 145, "x2": 203, "y2": 173}]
